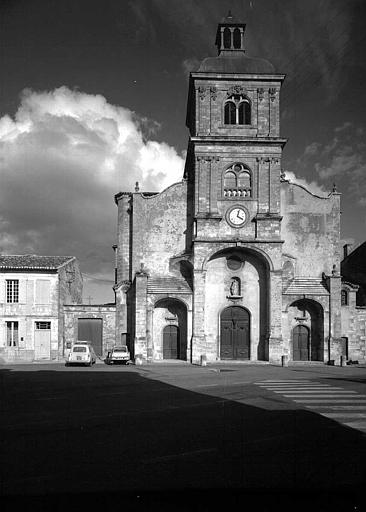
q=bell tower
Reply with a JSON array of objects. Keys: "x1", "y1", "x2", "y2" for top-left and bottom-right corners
[{"x1": 185, "y1": 14, "x2": 287, "y2": 364}]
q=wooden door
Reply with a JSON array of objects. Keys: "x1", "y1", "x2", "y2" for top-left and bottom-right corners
[
  {"x1": 293, "y1": 325, "x2": 310, "y2": 361},
  {"x1": 163, "y1": 325, "x2": 179, "y2": 359},
  {"x1": 34, "y1": 329, "x2": 51, "y2": 359},
  {"x1": 220, "y1": 307, "x2": 250, "y2": 360},
  {"x1": 78, "y1": 318, "x2": 103, "y2": 356}
]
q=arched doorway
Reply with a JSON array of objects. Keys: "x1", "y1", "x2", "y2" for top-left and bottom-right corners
[
  {"x1": 163, "y1": 325, "x2": 180, "y2": 359},
  {"x1": 220, "y1": 306, "x2": 250, "y2": 360},
  {"x1": 154, "y1": 299, "x2": 187, "y2": 361},
  {"x1": 293, "y1": 325, "x2": 310, "y2": 361},
  {"x1": 288, "y1": 299, "x2": 324, "y2": 361}
]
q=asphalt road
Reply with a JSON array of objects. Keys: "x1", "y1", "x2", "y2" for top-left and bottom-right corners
[{"x1": 1, "y1": 362, "x2": 366, "y2": 510}]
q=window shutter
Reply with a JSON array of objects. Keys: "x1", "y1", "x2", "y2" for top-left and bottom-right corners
[
  {"x1": 1, "y1": 322, "x2": 6, "y2": 347},
  {"x1": 0, "y1": 279, "x2": 5, "y2": 304},
  {"x1": 27, "y1": 280, "x2": 34, "y2": 305},
  {"x1": 19, "y1": 279, "x2": 26, "y2": 304},
  {"x1": 36, "y1": 280, "x2": 51, "y2": 304}
]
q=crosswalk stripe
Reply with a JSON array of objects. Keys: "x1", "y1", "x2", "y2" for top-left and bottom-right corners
[
  {"x1": 321, "y1": 413, "x2": 366, "y2": 419},
  {"x1": 255, "y1": 380, "x2": 366, "y2": 434},
  {"x1": 282, "y1": 394, "x2": 365, "y2": 398},
  {"x1": 293, "y1": 399, "x2": 366, "y2": 403},
  {"x1": 306, "y1": 405, "x2": 366, "y2": 410},
  {"x1": 343, "y1": 421, "x2": 366, "y2": 431},
  {"x1": 267, "y1": 387, "x2": 348, "y2": 393}
]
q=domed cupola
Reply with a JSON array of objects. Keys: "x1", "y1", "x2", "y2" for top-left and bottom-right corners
[{"x1": 198, "y1": 11, "x2": 275, "y2": 74}]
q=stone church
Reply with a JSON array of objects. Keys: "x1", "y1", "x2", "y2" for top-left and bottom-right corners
[{"x1": 113, "y1": 14, "x2": 362, "y2": 365}]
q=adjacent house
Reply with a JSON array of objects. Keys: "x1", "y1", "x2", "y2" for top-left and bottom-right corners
[{"x1": 0, "y1": 255, "x2": 82, "y2": 363}]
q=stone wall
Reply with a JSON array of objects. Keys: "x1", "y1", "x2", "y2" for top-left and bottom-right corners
[
  {"x1": 63, "y1": 304, "x2": 116, "y2": 360},
  {"x1": 281, "y1": 182, "x2": 341, "y2": 277},
  {"x1": 341, "y1": 286, "x2": 366, "y2": 362},
  {"x1": 130, "y1": 182, "x2": 188, "y2": 278}
]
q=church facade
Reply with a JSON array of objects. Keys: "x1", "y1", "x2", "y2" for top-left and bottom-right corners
[{"x1": 113, "y1": 15, "x2": 359, "y2": 365}]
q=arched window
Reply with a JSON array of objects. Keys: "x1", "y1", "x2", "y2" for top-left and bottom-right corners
[
  {"x1": 238, "y1": 100, "x2": 251, "y2": 124},
  {"x1": 223, "y1": 28, "x2": 231, "y2": 49},
  {"x1": 233, "y1": 28, "x2": 241, "y2": 49},
  {"x1": 223, "y1": 163, "x2": 252, "y2": 198},
  {"x1": 224, "y1": 170, "x2": 237, "y2": 190},
  {"x1": 224, "y1": 95, "x2": 251, "y2": 125},
  {"x1": 224, "y1": 102, "x2": 236, "y2": 124},
  {"x1": 341, "y1": 290, "x2": 348, "y2": 306}
]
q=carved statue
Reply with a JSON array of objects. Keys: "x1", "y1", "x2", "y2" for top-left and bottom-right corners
[{"x1": 230, "y1": 278, "x2": 240, "y2": 296}]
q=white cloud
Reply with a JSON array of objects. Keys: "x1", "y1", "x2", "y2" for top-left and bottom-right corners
[{"x1": 0, "y1": 87, "x2": 185, "y2": 301}]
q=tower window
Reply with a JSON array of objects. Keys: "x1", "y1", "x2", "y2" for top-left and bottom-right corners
[
  {"x1": 223, "y1": 27, "x2": 231, "y2": 49},
  {"x1": 224, "y1": 101, "x2": 236, "y2": 124},
  {"x1": 233, "y1": 28, "x2": 241, "y2": 49},
  {"x1": 223, "y1": 163, "x2": 252, "y2": 198},
  {"x1": 341, "y1": 290, "x2": 348, "y2": 306},
  {"x1": 224, "y1": 95, "x2": 251, "y2": 125}
]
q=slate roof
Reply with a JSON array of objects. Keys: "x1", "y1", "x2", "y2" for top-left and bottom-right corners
[
  {"x1": 0, "y1": 255, "x2": 75, "y2": 270},
  {"x1": 147, "y1": 277, "x2": 192, "y2": 295},
  {"x1": 283, "y1": 277, "x2": 329, "y2": 296},
  {"x1": 198, "y1": 54, "x2": 275, "y2": 74}
]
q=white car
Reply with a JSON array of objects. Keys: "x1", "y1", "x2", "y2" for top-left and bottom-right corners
[{"x1": 66, "y1": 343, "x2": 97, "y2": 367}]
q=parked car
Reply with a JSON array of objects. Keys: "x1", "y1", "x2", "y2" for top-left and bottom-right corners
[
  {"x1": 105, "y1": 346, "x2": 130, "y2": 365},
  {"x1": 66, "y1": 342, "x2": 97, "y2": 367}
]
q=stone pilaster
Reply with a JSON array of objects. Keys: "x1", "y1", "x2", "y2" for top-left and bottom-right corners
[
  {"x1": 146, "y1": 305, "x2": 153, "y2": 362},
  {"x1": 134, "y1": 271, "x2": 148, "y2": 361},
  {"x1": 268, "y1": 269, "x2": 283, "y2": 363},
  {"x1": 191, "y1": 269, "x2": 207, "y2": 364},
  {"x1": 327, "y1": 267, "x2": 342, "y2": 362},
  {"x1": 114, "y1": 280, "x2": 131, "y2": 343},
  {"x1": 116, "y1": 193, "x2": 131, "y2": 283}
]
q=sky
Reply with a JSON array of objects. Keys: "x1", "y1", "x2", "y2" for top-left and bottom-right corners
[{"x1": 1, "y1": 0, "x2": 366, "y2": 303}]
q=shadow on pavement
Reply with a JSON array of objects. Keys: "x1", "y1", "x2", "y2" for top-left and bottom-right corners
[{"x1": 1, "y1": 367, "x2": 365, "y2": 510}]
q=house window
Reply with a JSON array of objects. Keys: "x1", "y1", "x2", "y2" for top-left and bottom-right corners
[
  {"x1": 6, "y1": 280, "x2": 19, "y2": 303},
  {"x1": 35, "y1": 321, "x2": 51, "y2": 330},
  {"x1": 223, "y1": 163, "x2": 252, "y2": 198},
  {"x1": 341, "y1": 290, "x2": 348, "y2": 306},
  {"x1": 6, "y1": 321, "x2": 18, "y2": 346},
  {"x1": 224, "y1": 96, "x2": 251, "y2": 125},
  {"x1": 35, "y1": 280, "x2": 51, "y2": 304}
]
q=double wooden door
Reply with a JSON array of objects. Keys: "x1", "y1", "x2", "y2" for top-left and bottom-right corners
[{"x1": 220, "y1": 307, "x2": 250, "y2": 360}]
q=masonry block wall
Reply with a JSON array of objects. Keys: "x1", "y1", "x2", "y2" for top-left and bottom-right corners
[
  {"x1": 130, "y1": 182, "x2": 188, "y2": 276},
  {"x1": 63, "y1": 304, "x2": 116, "y2": 358},
  {"x1": 281, "y1": 182, "x2": 341, "y2": 277}
]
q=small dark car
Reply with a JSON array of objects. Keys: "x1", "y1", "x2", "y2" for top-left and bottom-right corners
[{"x1": 105, "y1": 346, "x2": 131, "y2": 365}]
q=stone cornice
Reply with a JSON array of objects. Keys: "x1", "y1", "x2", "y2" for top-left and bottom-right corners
[
  {"x1": 190, "y1": 137, "x2": 288, "y2": 148},
  {"x1": 193, "y1": 238, "x2": 284, "y2": 244},
  {"x1": 190, "y1": 72, "x2": 286, "y2": 82}
]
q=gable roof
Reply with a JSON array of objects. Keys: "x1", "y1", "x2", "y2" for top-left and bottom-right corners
[
  {"x1": 283, "y1": 277, "x2": 329, "y2": 296},
  {"x1": 0, "y1": 255, "x2": 75, "y2": 271}
]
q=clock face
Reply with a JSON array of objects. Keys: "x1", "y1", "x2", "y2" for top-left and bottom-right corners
[{"x1": 227, "y1": 206, "x2": 247, "y2": 227}]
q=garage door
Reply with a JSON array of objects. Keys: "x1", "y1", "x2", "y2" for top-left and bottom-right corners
[{"x1": 78, "y1": 318, "x2": 103, "y2": 356}]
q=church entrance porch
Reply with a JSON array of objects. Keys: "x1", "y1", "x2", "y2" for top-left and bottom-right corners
[
  {"x1": 153, "y1": 299, "x2": 187, "y2": 361},
  {"x1": 220, "y1": 306, "x2": 250, "y2": 360},
  {"x1": 288, "y1": 299, "x2": 324, "y2": 362}
]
